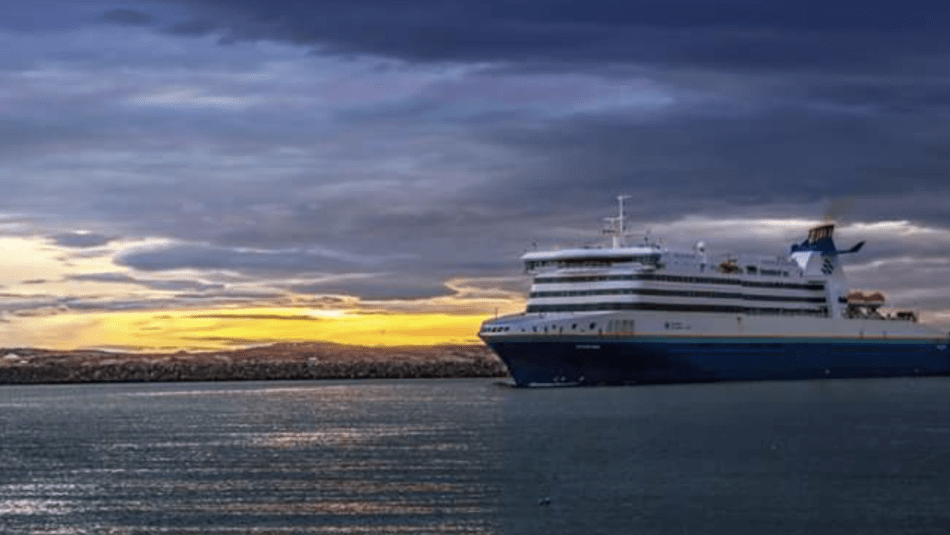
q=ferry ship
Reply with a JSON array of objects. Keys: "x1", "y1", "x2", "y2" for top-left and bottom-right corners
[{"x1": 479, "y1": 198, "x2": 950, "y2": 386}]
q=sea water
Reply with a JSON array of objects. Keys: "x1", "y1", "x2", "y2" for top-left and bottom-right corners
[{"x1": 2, "y1": 377, "x2": 950, "y2": 534}]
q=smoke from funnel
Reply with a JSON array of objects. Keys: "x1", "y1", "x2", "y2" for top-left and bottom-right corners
[{"x1": 825, "y1": 198, "x2": 853, "y2": 223}]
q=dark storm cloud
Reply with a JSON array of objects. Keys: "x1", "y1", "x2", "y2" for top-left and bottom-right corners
[
  {"x1": 3, "y1": 0, "x2": 950, "y2": 308},
  {"x1": 102, "y1": 8, "x2": 154, "y2": 26},
  {"x1": 164, "y1": 0, "x2": 950, "y2": 72},
  {"x1": 469, "y1": 104, "x2": 950, "y2": 228},
  {"x1": 132, "y1": 0, "x2": 950, "y2": 233}
]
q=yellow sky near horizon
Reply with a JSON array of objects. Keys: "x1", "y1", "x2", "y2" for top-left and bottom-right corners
[
  {"x1": 0, "y1": 234, "x2": 524, "y2": 351},
  {"x1": 0, "y1": 307, "x2": 510, "y2": 351}
]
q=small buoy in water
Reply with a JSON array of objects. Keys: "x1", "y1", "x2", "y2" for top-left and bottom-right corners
[{"x1": 538, "y1": 497, "x2": 551, "y2": 506}]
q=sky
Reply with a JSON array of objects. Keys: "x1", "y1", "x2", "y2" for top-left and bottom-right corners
[{"x1": 1, "y1": 1, "x2": 949, "y2": 350}]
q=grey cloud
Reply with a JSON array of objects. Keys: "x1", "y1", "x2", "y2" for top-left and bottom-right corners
[
  {"x1": 51, "y1": 232, "x2": 116, "y2": 248},
  {"x1": 0, "y1": 1, "x2": 116, "y2": 33},
  {"x1": 470, "y1": 107, "x2": 950, "y2": 225},
  {"x1": 290, "y1": 278, "x2": 454, "y2": 301},
  {"x1": 102, "y1": 8, "x2": 154, "y2": 26},
  {"x1": 115, "y1": 243, "x2": 365, "y2": 275},
  {"x1": 187, "y1": 313, "x2": 321, "y2": 321},
  {"x1": 174, "y1": 289, "x2": 286, "y2": 301},
  {"x1": 3, "y1": 0, "x2": 950, "y2": 312},
  {"x1": 66, "y1": 272, "x2": 136, "y2": 284},
  {"x1": 157, "y1": 0, "x2": 950, "y2": 74},
  {"x1": 67, "y1": 272, "x2": 226, "y2": 292},
  {"x1": 167, "y1": 19, "x2": 220, "y2": 36}
]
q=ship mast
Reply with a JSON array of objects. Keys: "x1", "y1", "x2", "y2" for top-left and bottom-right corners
[{"x1": 603, "y1": 195, "x2": 631, "y2": 248}]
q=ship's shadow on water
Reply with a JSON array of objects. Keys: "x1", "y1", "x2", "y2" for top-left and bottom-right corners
[{"x1": 2, "y1": 377, "x2": 950, "y2": 534}]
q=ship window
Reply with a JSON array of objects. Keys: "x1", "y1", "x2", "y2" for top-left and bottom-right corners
[
  {"x1": 590, "y1": 322, "x2": 596, "y2": 329},
  {"x1": 571, "y1": 323, "x2": 577, "y2": 329}
]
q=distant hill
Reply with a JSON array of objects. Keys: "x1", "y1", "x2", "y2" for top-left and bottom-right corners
[{"x1": 0, "y1": 343, "x2": 507, "y2": 385}]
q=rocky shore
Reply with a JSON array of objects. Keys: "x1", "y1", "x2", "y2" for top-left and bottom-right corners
[{"x1": 0, "y1": 343, "x2": 508, "y2": 385}]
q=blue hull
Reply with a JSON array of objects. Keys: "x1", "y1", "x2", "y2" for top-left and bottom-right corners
[{"x1": 485, "y1": 338, "x2": 950, "y2": 386}]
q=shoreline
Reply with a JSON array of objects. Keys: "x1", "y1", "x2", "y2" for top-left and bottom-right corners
[{"x1": 0, "y1": 343, "x2": 507, "y2": 385}]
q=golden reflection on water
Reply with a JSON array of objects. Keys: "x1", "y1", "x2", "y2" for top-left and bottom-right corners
[
  {"x1": 82, "y1": 525, "x2": 489, "y2": 534},
  {"x1": 0, "y1": 382, "x2": 502, "y2": 535},
  {"x1": 208, "y1": 500, "x2": 485, "y2": 516},
  {"x1": 247, "y1": 425, "x2": 451, "y2": 449},
  {"x1": 162, "y1": 480, "x2": 458, "y2": 495},
  {"x1": 0, "y1": 499, "x2": 72, "y2": 516}
]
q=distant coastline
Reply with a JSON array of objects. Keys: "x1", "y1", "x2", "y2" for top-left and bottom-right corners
[{"x1": 0, "y1": 343, "x2": 507, "y2": 385}]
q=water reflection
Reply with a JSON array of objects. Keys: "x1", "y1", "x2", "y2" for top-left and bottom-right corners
[
  {"x1": 0, "y1": 498, "x2": 72, "y2": 515},
  {"x1": 0, "y1": 380, "x2": 500, "y2": 535}
]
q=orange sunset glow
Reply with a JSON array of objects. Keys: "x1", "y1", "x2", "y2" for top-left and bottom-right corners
[
  {"x1": 0, "y1": 234, "x2": 525, "y2": 351},
  {"x1": 0, "y1": 307, "x2": 518, "y2": 351}
]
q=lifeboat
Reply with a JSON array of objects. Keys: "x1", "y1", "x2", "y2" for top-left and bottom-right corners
[{"x1": 847, "y1": 291, "x2": 885, "y2": 307}]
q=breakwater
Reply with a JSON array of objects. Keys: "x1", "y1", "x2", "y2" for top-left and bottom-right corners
[{"x1": 0, "y1": 343, "x2": 507, "y2": 384}]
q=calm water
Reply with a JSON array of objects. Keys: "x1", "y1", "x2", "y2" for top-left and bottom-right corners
[{"x1": 3, "y1": 377, "x2": 950, "y2": 534}]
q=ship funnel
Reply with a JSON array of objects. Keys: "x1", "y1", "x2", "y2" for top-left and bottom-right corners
[
  {"x1": 791, "y1": 223, "x2": 838, "y2": 255},
  {"x1": 808, "y1": 223, "x2": 834, "y2": 245},
  {"x1": 791, "y1": 223, "x2": 863, "y2": 256}
]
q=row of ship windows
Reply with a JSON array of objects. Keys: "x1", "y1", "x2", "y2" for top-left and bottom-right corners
[
  {"x1": 529, "y1": 289, "x2": 828, "y2": 303},
  {"x1": 525, "y1": 255, "x2": 660, "y2": 271},
  {"x1": 531, "y1": 321, "x2": 609, "y2": 334},
  {"x1": 526, "y1": 302, "x2": 830, "y2": 316},
  {"x1": 534, "y1": 274, "x2": 825, "y2": 291},
  {"x1": 485, "y1": 321, "x2": 605, "y2": 334}
]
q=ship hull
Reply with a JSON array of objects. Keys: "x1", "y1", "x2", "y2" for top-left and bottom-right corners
[{"x1": 485, "y1": 337, "x2": 950, "y2": 387}]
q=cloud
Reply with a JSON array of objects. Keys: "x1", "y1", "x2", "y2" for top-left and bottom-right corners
[
  {"x1": 187, "y1": 313, "x2": 321, "y2": 321},
  {"x1": 50, "y1": 231, "x2": 116, "y2": 248},
  {"x1": 2, "y1": 0, "x2": 950, "y2": 328},
  {"x1": 167, "y1": 18, "x2": 218, "y2": 37},
  {"x1": 102, "y1": 9, "x2": 154, "y2": 26},
  {"x1": 114, "y1": 242, "x2": 372, "y2": 275},
  {"x1": 468, "y1": 106, "x2": 950, "y2": 228},
  {"x1": 290, "y1": 277, "x2": 454, "y2": 301},
  {"x1": 67, "y1": 272, "x2": 226, "y2": 292},
  {"x1": 158, "y1": 0, "x2": 950, "y2": 74}
]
